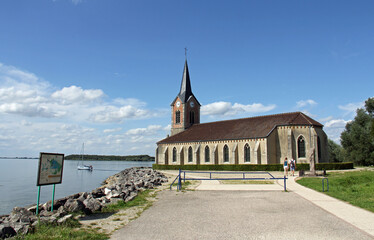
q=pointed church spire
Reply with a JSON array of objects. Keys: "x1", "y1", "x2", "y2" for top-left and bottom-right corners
[{"x1": 178, "y1": 60, "x2": 192, "y2": 103}]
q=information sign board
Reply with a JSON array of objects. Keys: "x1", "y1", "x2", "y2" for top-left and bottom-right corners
[{"x1": 37, "y1": 152, "x2": 64, "y2": 186}]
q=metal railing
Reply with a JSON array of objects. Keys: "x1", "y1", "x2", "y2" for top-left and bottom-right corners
[{"x1": 170, "y1": 169, "x2": 288, "y2": 191}]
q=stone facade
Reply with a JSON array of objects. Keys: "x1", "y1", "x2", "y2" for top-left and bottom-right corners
[
  {"x1": 156, "y1": 60, "x2": 329, "y2": 165},
  {"x1": 156, "y1": 124, "x2": 328, "y2": 165}
]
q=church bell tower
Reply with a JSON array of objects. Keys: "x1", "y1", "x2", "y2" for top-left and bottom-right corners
[{"x1": 170, "y1": 60, "x2": 201, "y2": 136}]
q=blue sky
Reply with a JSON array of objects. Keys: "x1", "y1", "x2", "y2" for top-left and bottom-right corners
[{"x1": 0, "y1": 0, "x2": 373, "y2": 157}]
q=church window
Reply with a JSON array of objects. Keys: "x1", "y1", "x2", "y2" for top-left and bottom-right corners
[
  {"x1": 190, "y1": 111, "x2": 195, "y2": 124},
  {"x1": 244, "y1": 144, "x2": 250, "y2": 162},
  {"x1": 298, "y1": 136, "x2": 306, "y2": 158},
  {"x1": 175, "y1": 111, "x2": 180, "y2": 124},
  {"x1": 205, "y1": 146, "x2": 210, "y2": 162},
  {"x1": 172, "y1": 147, "x2": 177, "y2": 162},
  {"x1": 317, "y1": 136, "x2": 321, "y2": 160},
  {"x1": 188, "y1": 146, "x2": 193, "y2": 162},
  {"x1": 223, "y1": 145, "x2": 229, "y2": 162}
]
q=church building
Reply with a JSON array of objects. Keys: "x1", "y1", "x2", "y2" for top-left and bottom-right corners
[{"x1": 156, "y1": 60, "x2": 329, "y2": 165}]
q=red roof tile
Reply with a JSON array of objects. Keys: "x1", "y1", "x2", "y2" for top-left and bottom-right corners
[{"x1": 158, "y1": 112, "x2": 323, "y2": 144}]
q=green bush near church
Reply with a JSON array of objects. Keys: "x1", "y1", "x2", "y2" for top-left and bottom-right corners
[{"x1": 152, "y1": 162, "x2": 353, "y2": 171}]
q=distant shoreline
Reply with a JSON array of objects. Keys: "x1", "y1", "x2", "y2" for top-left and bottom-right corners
[
  {"x1": 65, "y1": 154, "x2": 155, "y2": 162},
  {"x1": 0, "y1": 157, "x2": 38, "y2": 159},
  {"x1": 65, "y1": 159, "x2": 155, "y2": 162}
]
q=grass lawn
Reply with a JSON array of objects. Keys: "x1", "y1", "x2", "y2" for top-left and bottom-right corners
[
  {"x1": 102, "y1": 189, "x2": 154, "y2": 212},
  {"x1": 296, "y1": 170, "x2": 374, "y2": 213},
  {"x1": 14, "y1": 219, "x2": 108, "y2": 240}
]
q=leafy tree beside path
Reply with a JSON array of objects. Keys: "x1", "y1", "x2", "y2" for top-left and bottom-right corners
[{"x1": 341, "y1": 97, "x2": 374, "y2": 166}]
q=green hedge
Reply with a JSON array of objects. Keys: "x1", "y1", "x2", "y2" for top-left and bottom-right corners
[{"x1": 152, "y1": 162, "x2": 354, "y2": 171}]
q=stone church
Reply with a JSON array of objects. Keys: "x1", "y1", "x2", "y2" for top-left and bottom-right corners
[{"x1": 156, "y1": 60, "x2": 329, "y2": 165}]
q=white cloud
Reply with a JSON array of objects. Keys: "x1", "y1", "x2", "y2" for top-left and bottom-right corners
[
  {"x1": 296, "y1": 99, "x2": 317, "y2": 108},
  {"x1": 113, "y1": 98, "x2": 146, "y2": 107},
  {"x1": 92, "y1": 105, "x2": 151, "y2": 123},
  {"x1": 201, "y1": 101, "x2": 276, "y2": 117},
  {"x1": 0, "y1": 63, "x2": 39, "y2": 83},
  {"x1": 0, "y1": 62, "x2": 154, "y2": 123},
  {"x1": 126, "y1": 125, "x2": 163, "y2": 136},
  {"x1": 103, "y1": 128, "x2": 122, "y2": 133},
  {"x1": 322, "y1": 118, "x2": 349, "y2": 143},
  {"x1": 338, "y1": 102, "x2": 365, "y2": 116},
  {"x1": 0, "y1": 62, "x2": 163, "y2": 157},
  {"x1": 51, "y1": 85, "x2": 104, "y2": 104},
  {"x1": 0, "y1": 103, "x2": 63, "y2": 118}
]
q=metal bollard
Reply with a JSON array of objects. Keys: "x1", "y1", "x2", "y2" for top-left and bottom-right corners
[{"x1": 322, "y1": 178, "x2": 329, "y2": 192}]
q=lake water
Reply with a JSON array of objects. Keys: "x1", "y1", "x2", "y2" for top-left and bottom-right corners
[{"x1": 0, "y1": 158, "x2": 154, "y2": 215}]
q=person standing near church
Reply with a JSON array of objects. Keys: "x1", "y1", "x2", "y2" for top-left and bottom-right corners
[
  {"x1": 283, "y1": 157, "x2": 289, "y2": 176},
  {"x1": 290, "y1": 158, "x2": 296, "y2": 176}
]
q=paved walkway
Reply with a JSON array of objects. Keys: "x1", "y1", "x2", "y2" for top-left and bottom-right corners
[
  {"x1": 110, "y1": 171, "x2": 374, "y2": 239},
  {"x1": 193, "y1": 171, "x2": 374, "y2": 237}
]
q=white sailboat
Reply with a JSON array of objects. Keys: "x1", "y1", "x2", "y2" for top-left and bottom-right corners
[{"x1": 77, "y1": 143, "x2": 93, "y2": 171}]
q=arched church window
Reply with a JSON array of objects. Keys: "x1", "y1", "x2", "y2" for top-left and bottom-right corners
[
  {"x1": 205, "y1": 146, "x2": 210, "y2": 162},
  {"x1": 190, "y1": 111, "x2": 195, "y2": 124},
  {"x1": 223, "y1": 145, "x2": 229, "y2": 162},
  {"x1": 172, "y1": 147, "x2": 177, "y2": 162},
  {"x1": 317, "y1": 136, "x2": 321, "y2": 160},
  {"x1": 175, "y1": 111, "x2": 180, "y2": 124},
  {"x1": 188, "y1": 146, "x2": 193, "y2": 162},
  {"x1": 244, "y1": 144, "x2": 250, "y2": 162},
  {"x1": 298, "y1": 136, "x2": 306, "y2": 158}
]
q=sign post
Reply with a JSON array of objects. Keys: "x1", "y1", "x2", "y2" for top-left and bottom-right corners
[{"x1": 36, "y1": 152, "x2": 64, "y2": 215}]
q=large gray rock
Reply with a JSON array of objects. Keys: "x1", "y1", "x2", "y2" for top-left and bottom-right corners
[
  {"x1": 10, "y1": 222, "x2": 31, "y2": 235},
  {"x1": 57, "y1": 214, "x2": 73, "y2": 224},
  {"x1": 83, "y1": 197, "x2": 102, "y2": 213},
  {"x1": 0, "y1": 225, "x2": 16, "y2": 239},
  {"x1": 64, "y1": 199, "x2": 85, "y2": 213},
  {"x1": 91, "y1": 187, "x2": 105, "y2": 198},
  {"x1": 77, "y1": 192, "x2": 88, "y2": 202},
  {"x1": 9, "y1": 207, "x2": 35, "y2": 224},
  {"x1": 125, "y1": 191, "x2": 138, "y2": 202}
]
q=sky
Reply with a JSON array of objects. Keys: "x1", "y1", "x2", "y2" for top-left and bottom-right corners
[{"x1": 0, "y1": 0, "x2": 373, "y2": 157}]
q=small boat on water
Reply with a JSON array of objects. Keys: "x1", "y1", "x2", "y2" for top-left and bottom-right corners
[
  {"x1": 77, "y1": 165, "x2": 93, "y2": 171},
  {"x1": 77, "y1": 143, "x2": 93, "y2": 171}
]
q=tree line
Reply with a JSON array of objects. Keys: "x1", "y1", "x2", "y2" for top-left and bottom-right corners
[
  {"x1": 65, "y1": 154, "x2": 155, "y2": 161},
  {"x1": 328, "y1": 97, "x2": 374, "y2": 166}
]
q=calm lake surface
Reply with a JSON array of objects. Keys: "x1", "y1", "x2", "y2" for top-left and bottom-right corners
[{"x1": 0, "y1": 158, "x2": 153, "y2": 215}]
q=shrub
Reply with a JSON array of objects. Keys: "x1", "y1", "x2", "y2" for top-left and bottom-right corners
[{"x1": 152, "y1": 162, "x2": 354, "y2": 171}]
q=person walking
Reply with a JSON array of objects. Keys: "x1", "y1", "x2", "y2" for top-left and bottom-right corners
[
  {"x1": 283, "y1": 157, "x2": 289, "y2": 176},
  {"x1": 290, "y1": 158, "x2": 296, "y2": 176}
]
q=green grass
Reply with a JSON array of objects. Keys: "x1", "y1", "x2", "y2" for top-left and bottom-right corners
[
  {"x1": 172, "y1": 180, "x2": 196, "y2": 191},
  {"x1": 296, "y1": 170, "x2": 374, "y2": 212},
  {"x1": 14, "y1": 220, "x2": 108, "y2": 240},
  {"x1": 102, "y1": 189, "x2": 154, "y2": 213},
  {"x1": 220, "y1": 180, "x2": 274, "y2": 184}
]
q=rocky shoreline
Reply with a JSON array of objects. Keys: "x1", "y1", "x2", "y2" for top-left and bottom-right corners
[{"x1": 0, "y1": 167, "x2": 168, "y2": 239}]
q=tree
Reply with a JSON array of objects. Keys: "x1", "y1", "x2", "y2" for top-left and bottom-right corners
[
  {"x1": 340, "y1": 103, "x2": 374, "y2": 166},
  {"x1": 328, "y1": 139, "x2": 344, "y2": 162},
  {"x1": 365, "y1": 97, "x2": 374, "y2": 138}
]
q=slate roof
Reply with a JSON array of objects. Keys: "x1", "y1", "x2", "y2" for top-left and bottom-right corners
[
  {"x1": 170, "y1": 60, "x2": 201, "y2": 106},
  {"x1": 178, "y1": 60, "x2": 192, "y2": 103},
  {"x1": 158, "y1": 112, "x2": 323, "y2": 144}
]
